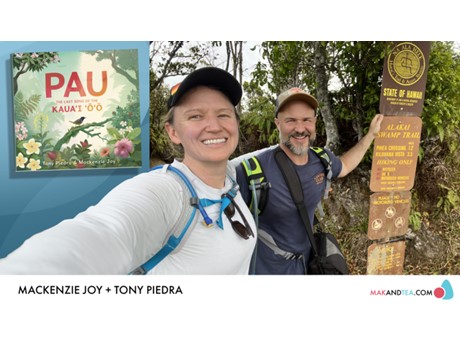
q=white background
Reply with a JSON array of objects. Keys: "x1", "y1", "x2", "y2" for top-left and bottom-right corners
[
  {"x1": 1, "y1": 275, "x2": 458, "y2": 344},
  {"x1": 1, "y1": 1, "x2": 458, "y2": 343}
]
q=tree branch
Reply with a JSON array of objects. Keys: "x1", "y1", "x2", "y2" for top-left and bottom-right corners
[
  {"x1": 110, "y1": 51, "x2": 138, "y2": 90},
  {"x1": 151, "y1": 41, "x2": 184, "y2": 90},
  {"x1": 53, "y1": 119, "x2": 111, "y2": 152}
]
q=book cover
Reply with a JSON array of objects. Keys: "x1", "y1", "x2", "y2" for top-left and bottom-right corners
[{"x1": 12, "y1": 49, "x2": 142, "y2": 171}]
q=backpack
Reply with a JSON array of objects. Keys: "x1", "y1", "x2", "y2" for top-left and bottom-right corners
[
  {"x1": 130, "y1": 164, "x2": 238, "y2": 275},
  {"x1": 241, "y1": 146, "x2": 333, "y2": 218},
  {"x1": 130, "y1": 164, "x2": 202, "y2": 274},
  {"x1": 241, "y1": 146, "x2": 348, "y2": 274}
]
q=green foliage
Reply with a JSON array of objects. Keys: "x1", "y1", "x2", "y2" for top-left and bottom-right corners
[
  {"x1": 12, "y1": 51, "x2": 60, "y2": 72},
  {"x1": 31, "y1": 113, "x2": 53, "y2": 157},
  {"x1": 150, "y1": 73, "x2": 173, "y2": 162},
  {"x1": 245, "y1": 41, "x2": 388, "y2": 154},
  {"x1": 84, "y1": 50, "x2": 139, "y2": 89},
  {"x1": 105, "y1": 122, "x2": 142, "y2": 164},
  {"x1": 147, "y1": 41, "x2": 460, "y2": 274},
  {"x1": 150, "y1": 124, "x2": 174, "y2": 163},
  {"x1": 242, "y1": 42, "x2": 317, "y2": 149},
  {"x1": 437, "y1": 183, "x2": 460, "y2": 214},
  {"x1": 14, "y1": 92, "x2": 41, "y2": 122},
  {"x1": 246, "y1": 41, "x2": 460, "y2": 168},
  {"x1": 59, "y1": 146, "x2": 77, "y2": 162},
  {"x1": 106, "y1": 127, "x2": 122, "y2": 143},
  {"x1": 110, "y1": 89, "x2": 141, "y2": 130},
  {"x1": 423, "y1": 42, "x2": 460, "y2": 146},
  {"x1": 38, "y1": 133, "x2": 53, "y2": 153},
  {"x1": 246, "y1": 41, "x2": 314, "y2": 96},
  {"x1": 74, "y1": 139, "x2": 92, "y2": 160},
  {"x1": 12, "y1": 52, "x2": 61, "y2": 95},
  {"x1": 330, "y1": 41, "x2": 386, "y2": 135},
  {"x1": 89, "y1": 49, "x2": 138, "y2": 71},
  {"x1": 409, "y1": 209, "x2": 422, "y2": 231},
  {"x1": 240, "y1": 93, "x2": 278, "y2": 148}
]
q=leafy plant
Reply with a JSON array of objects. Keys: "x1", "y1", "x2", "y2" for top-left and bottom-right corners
[
  {"x1": 14, "y1": 92, "x2": 41, "y2": 122},
  {"x1": 437, "y1": 183, "x2": 460, "y2": 214},
  {"x1": 409, "y1": 209, "x2": 422, "y2": 231}
]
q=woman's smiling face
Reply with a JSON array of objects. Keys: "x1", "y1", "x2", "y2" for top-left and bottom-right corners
[{"x1": 165, "y1": 86, "x2": 239, "y2": 169}]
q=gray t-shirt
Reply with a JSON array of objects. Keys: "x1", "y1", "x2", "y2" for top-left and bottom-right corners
[{"x1": 236, "y1": 147, "x2": 342, "y2": 274}]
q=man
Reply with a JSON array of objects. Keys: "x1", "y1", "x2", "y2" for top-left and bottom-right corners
[{"x1": 235, "y1": 87, "x2": 383, "y2": 274}]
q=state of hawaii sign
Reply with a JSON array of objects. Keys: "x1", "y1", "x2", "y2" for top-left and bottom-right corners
[
  {"x1": 12, "y1": 49, "x2": 141, "y2": 172},
  {"x1": 380, "y1": 41, "x2": 431, "y2": 116}
]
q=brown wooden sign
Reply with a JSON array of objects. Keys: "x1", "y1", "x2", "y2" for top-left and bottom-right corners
[
  {"x1": 380, "y1": 41, "x2": 431, "y2": 116},
  {"x1": 367, "y1": 241, "x2": 406, "y2": 274},
  {"x1": 370, "y1": 116, "x2": 422, "y2": 192},
  {"x1": 368, "y1": 191, "x2": 411, "y2": 240}
]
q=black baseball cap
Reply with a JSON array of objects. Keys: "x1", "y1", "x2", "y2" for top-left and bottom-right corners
[{"x1": 167, "y1": 67, "x2": 242, "y2": 109}]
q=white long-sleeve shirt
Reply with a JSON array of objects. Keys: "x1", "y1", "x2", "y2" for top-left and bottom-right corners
[{"x1": 0, "y1": 160, "x2": 256, "y2": 275}]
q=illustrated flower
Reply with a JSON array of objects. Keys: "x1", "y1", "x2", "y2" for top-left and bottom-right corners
[
  {"x1": 120, "y1": 121, "x2": 127, "y2": 127},
  {"x1": 15, "y1": 53, "x2": 23, "y2": 58},
  {"x1": 100, "y1": 147, "x2": 110, "y2": 157},
  {"x1": 16, "y1": 152, "x2": 28, "y2": 168},
  {"x1": 114, "y1": 138, "x2": 134, "y2": 158},
  {"x1": 75, "y1": 161, "x2": 85, "y2": 168},
  {"x1": 23, "y1": 138, "x2": 41, "y2": 155},
  {"x1": 80, "y1": 139, "x2": 89, "y2": 148},
  {"x1": 47, "y1": 151, "x2": 57, "y2": 161},
  {"x1": 15, "y1": 121, "x2": 28, "y2": 141},
  {"x1": 27, "y1": 158, "x2": 41, "y2": 171},
  {"x1": 31, "y1": 53, "x2": 39, "y2": 58},
  {"x1": 120, "y1": 126, "x2": 132, "y2": 136}
]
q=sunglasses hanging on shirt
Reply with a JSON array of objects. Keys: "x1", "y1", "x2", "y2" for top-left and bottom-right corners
[{"x1": 222, "y1": 192, "x2": 254, "y2": 240}]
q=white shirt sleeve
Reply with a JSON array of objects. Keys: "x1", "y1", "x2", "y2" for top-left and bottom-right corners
[{"x1": 0, "y1": 171, "x2": 185, "y2": 274}]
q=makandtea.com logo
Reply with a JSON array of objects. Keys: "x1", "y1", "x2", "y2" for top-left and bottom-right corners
[
  {"x1": 370, "y1": 279, "x2": 454, "y2": 299},
  {"x1": 434, "y1": 279, "x2": 454, "y2": 300}
]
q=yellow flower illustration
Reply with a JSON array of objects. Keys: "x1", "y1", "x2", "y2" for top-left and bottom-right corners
[
  {"x1": 27, "y1": 158, "x2": 41, "y2": 171},
  {"x1": 23, "y1": 138, "x2": 42, "y2": 155},
  {"x1": 16, "y1": 152, "x2": 28, "y2": 168}
]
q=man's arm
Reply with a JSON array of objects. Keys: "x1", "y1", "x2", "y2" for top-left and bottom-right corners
[{"x1": 338, "y1": 114, "x2": 384, "y2": 178}]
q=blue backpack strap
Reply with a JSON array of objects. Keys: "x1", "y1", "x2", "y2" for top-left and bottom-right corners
[{"x1": 129, "y1": 164, "x2": 199, "y2": 275}]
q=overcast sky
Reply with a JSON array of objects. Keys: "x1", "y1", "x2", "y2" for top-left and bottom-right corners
[{"x1": 163, "y1": 41, "x2": 263, "y2": 88}]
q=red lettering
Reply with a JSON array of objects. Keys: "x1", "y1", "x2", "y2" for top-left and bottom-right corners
[
  {"x1": 45, "y1": 71, "x2": 108, "y2": 98},
  {"x1": 64, "y1": 72, "x2": 86, "y2": 97},
  {"x1": 45, "y1": 73, "x2": 65, "y2": 98}
]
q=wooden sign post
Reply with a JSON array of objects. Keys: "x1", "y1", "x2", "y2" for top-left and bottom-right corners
[
  {"x1": 380, "y1": 42, "x2": 431, "y2": 116},
  {"x1": 368, "y1": 191, "x2": 411, "y2": 240},
  {"x1": 367, "y1": 41, "x2": 431, "y2": 274},
  {"x1": 370, "y1": 116, "x2": 422, "y2": 192}
]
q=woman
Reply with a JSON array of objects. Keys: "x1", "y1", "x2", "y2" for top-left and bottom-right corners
[{"x1": 0, "y1": 67, "x2": 257, "y2": 274}]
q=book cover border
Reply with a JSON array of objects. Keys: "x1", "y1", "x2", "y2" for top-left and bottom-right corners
[{"x1": 12, "y1": 48, "x2": 142, "y2": 172}]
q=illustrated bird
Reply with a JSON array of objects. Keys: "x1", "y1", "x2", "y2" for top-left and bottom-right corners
[{"x1": 69, "y1": 116, "x2": 86, "y2": 125}]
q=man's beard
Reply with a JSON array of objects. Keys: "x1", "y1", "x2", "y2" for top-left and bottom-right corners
[{"x1": 281, "y1": 130, "x2": 315, "y2": 156}]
